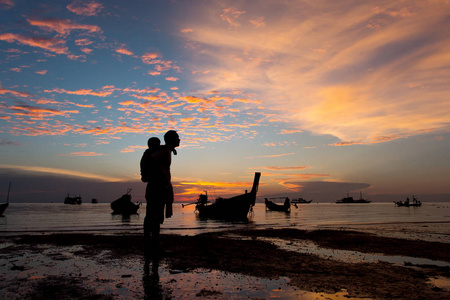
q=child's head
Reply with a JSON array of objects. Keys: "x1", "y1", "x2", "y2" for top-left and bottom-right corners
[{"x1": 147, "y1": 137, "x2": 160, "y2": 151}]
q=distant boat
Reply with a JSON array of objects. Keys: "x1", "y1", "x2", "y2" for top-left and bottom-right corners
[
  {"x1": 0, "y1": 182, "x2": 11, "y2": 216},
  {"x1": 394, "y1": 196, "x2": 421, "y2": 207},
  {"x1": 291, "y1": 197, "x2": 313, "y2": 204},
  {"x1": 111, "y1": 188, "x2": 140, "y2": 215},
  {"x1": 265, "y1": 197, "x2": 290, "y2": 212},
  {"x1": 64, "y1": 194, "x2": 82, "y2": 205},
  {"x1": 336, "y1": 191, "x2": 371, "y2": 203},
  {"x1": 195, "y1": 172, "x2": 261, "y2": 220},
  {"x1": 91, "y1": 198, "x2": 98, "y2": 204}
]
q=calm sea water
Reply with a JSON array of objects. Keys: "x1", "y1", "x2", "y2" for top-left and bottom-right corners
[{"x1": 1, "y1": 202, "x2": 450, "y2": 236}]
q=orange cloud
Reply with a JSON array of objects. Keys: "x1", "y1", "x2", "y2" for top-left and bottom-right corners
[
  {"x1": 45, "y1": 87, "x2": 113, "y2": 97},
  {"x1": 8, "y1": 104, "x2": 79, "y2": 118},
  {"x1": 165, "y1": 76, "x2": 179, "y2": 81},
  {"x1": 177, "y1": 177, "x2": 262, "y2": 197},
  {"x1": 0, "y1": 33, "x2": 68, "y2": 54},
  {"x1": 263, "y1": 166, "x2": 308, "y2": 171},
  {"x1": 27, "y1": 18, "x2": 102, "y2": 36},
  {"x1": 329, "y1": 141, "x2": 364, "y2": 146},
  {"x1": 250, "y1": 17, "x2": 265, "y2": 28},
  {"x1": 120, "y1": 145, "x2": 146, "y2": 153},
  {"x1": 115, "y1": 47, "x2": 134, "y2": 56},
  {"x1": 220, "y1": 7, "x2": 246, "y2": 28},
  {"x1": 141, "y1": 52, "x2": 160, "y2": 64},
  {"x1": 8, "y1": 123, "x2": 75, "y2": 136},
  {"x1": 35, "y1": 70, "x2": 47, "y2": 75},
  {"x1": 182, "y1": 1, "x2": 450, "y2": 145},
  {"x1": 0, "y1": 87, "x2": 30, "y2": 98},
  {"x1": 279, "y1": 129, "x2": 303, "y2": 134},
  {"x1": 66, "y1": 0, "x2": 104, "y2": 16}
]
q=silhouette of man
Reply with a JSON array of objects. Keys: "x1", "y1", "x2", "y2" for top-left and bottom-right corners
[{"x1": 142, "y1": 130, "x2": 180, "y2": 256}]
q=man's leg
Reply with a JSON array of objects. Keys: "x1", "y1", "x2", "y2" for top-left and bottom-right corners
[{"x1": 144, "y1": 203, "x2": 152, "y2": 257}]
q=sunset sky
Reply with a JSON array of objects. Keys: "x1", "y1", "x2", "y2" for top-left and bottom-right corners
[{"x1": 1, "y1": 0, "x2": 449, "y2": 203}]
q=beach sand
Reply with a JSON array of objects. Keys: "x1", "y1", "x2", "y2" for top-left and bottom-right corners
[{"x1": 1, "y1": 226, "x2": 450, "y2": 299}]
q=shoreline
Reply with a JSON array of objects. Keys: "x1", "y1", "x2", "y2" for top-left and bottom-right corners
[{"x1": 1, "y1": 227, "x2": 450, "y2": 299}]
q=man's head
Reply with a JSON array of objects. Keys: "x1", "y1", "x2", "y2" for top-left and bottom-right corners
[{"x1": 164, "y1": 130, "x2": 180, "y2": 149}]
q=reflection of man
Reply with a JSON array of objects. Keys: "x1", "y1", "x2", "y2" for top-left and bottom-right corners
[{"x1": 143, "y1": 130, "x2": 180, "y2": 257}]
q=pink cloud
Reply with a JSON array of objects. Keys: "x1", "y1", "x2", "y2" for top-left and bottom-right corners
[
  {"x1": 165, "y1": 76, "x2": 179, "y2": 81},
  {"x1": 0, "y1": 0, "x2": 14, "y2": 10},
  {"x1": 27, "y1": 18, "x2": 102, "y2": 36},
  {"x1": 80, "y1": 47, "x2": 92, "y2": 54},
  {"x1": 66, "y1": 0, "x2": 104, "y2": 16},
  {"x1": 0, "y1": 33, "x2": 68, "y2": 54},
  {"x1": 35, "y1": 70, "x2": 47, "y2": 75}
]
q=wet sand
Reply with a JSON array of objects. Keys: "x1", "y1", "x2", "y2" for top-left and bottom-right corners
[{"x1": 1, "y1": 228, "x2": 450, "y2": 299}]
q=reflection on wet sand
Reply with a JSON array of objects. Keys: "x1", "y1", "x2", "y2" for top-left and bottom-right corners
[{"x1": 143, "y1": 255, "x2": 170, "y2": 300}]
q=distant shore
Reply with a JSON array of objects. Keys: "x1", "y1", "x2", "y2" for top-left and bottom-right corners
[{"x1": 1, "y1": 227, "x2": 450, "y2": 299}]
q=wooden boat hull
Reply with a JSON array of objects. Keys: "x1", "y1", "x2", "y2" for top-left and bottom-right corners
[{"x1": 196, "y1": 172, "x2": 261, "y2": 220}]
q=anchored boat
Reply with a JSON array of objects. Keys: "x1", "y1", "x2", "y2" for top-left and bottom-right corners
[
  {"x1": 265, "y1": 197, "x2": 291, "y2": 212},
  {"x1": 111, "y1": 188, "x2": 140, "y2": 215},
  {"x1": 195, "y1": 172, "x2": 261, "y2": 220},
  {"x1": 336, "y1": 191, "x2": 371, "y2": 203}
]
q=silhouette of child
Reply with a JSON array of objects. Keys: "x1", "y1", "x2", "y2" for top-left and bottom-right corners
[{"x1": 140, "y1": 137, "x2": 160, "y2": 183}]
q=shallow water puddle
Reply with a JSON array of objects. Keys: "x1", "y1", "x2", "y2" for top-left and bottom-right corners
[
  {"x1": 429, "y1": 276, "x2": 450, "y2": 290},
  {"x1": 257, "y1": 237, "x2": 450, "y2": 267},
  {"x1": 147, "y1": 265, "x2": 372, "y2": 299}
]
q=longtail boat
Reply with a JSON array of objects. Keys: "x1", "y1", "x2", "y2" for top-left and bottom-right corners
[
  {"x1": 111, "y1": 188, "x2": 140, "y2": 215},
  {"x1": 195, "y1": 172, "x2": 261, "y2": 220},
  {"x1": 265, "y1": 197, "x2": 290, "y2": 212},
  {"x1": 394, "y1": 196, "x2": 421, "y2": 207}
]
